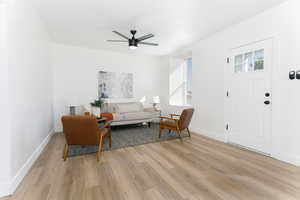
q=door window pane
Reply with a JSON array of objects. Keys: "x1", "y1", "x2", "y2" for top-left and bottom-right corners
[
  {"x1": 234, "y1": 54, "x2": 243, "y2": 72},
  {"x1": 244, "y1": 52, "x2": 253, "y2": 72},
  {"x1": 235, "y1": 54, "x2": 243, "y2": 65},
  {"x1": 254, "y1": 49, "x2": 264, "y2": 71},
  {"x1": 235, "y1": 64, "x2": 243, "y2": 73}
]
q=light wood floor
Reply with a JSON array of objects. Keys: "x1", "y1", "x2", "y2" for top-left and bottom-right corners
[{"x1": 2, "y1": 132, "x2": 300, "y2": 200}]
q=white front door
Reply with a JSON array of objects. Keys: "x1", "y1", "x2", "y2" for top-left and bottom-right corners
[{"x1": 227, "y1": 39, "x2": 273, "y2": 154}]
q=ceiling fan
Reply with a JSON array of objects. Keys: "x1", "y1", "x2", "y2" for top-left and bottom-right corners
[{"x1": 107, "y1": 30, "x2": 158, "y2": 49}]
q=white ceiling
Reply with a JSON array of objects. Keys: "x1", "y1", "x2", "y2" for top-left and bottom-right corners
[{"x1": 31, "y1": 0, "x2": 286, "y2": 56}]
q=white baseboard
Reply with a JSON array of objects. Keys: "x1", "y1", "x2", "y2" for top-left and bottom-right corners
[
  {"x1": 193, "y1": 129, "x2": 226, "y2": 143},
  {"x1": 193, "y1": 129, "x2": 300, "y2": 168},
  {"x1": 55, "y1": 128, "x2": 62, "y2": 133},
  {"x1": 0, "y1": 129, "x2": 55, "y2": 198},
  {"x1": 0, "y1": 181, "x2": 11, "y2": 197},
  {"x1": 273, "y1": 153, "x2": 300, "y2": 167}
]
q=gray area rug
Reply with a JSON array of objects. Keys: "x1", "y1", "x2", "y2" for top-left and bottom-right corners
[{"x1": 68, "y1": 123, "x2": 188, "y2": 157}]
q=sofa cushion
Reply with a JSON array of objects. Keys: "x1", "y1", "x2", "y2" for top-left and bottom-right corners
[
  {"x1": 102, "y1": 103, "x2": 118, "y2": 113},
  {"x1": 112, "y1": 111, "x2": 160, "y2": 122},
  {"x1": 123, "y1": 112, "x2": 152, "y2": 120},
  {"x1": 116, "y1": 103, "x2": 143, "y2": 113},
  {"x1": 102, "y1": 102, "x2": 144, "y2": 113}
]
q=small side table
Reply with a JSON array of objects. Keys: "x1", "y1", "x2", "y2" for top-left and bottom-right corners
[{"x1": 97, "y1": 117, "x2": 108, "y2": 123}]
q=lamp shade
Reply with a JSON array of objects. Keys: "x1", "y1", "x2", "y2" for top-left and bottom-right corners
[{"x1": 153, "y1": 96, "x2": 160, "y2": 104}]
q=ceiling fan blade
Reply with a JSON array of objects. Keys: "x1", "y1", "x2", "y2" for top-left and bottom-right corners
[
  {"x1": 137, "y1": 34, "x2": 154, "y2": 41},
  {"x1": 139, "y1": 42, "x2": 159, "y2": 46},
  {"x1": 107, "y1": 40, "x2": 128, "y2": 42},
  {"x1": 112, "y1": 31, "x2": 129, "y2": 40}
]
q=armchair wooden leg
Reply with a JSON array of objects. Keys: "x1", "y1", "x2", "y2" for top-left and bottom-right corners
[
  {"x1": 176, "y1": 130, "x2": 183, "y2": 142},
  {"x1": 187, "y1": 128, "x2": 191, "y2": 137},
  {"x1": 63, "y1": 143, "x2": 69, "y2": 161},
  {"x1": 97, "y1": 136, "x2": 103, "y2": 162},
  {"x1": 109, "y1": 132, "x2": 112, "y2": 149},
  {"x1": 62, "y1": 144, "x2": 65, "y2": 159}
]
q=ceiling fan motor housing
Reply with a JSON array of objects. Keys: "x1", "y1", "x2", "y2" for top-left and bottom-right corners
[{"x1": 129, "y1": 39, "x2": 138, "y2": 47}]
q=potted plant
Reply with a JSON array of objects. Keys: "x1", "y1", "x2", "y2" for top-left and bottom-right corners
[{"x1": 90, "y1": 99, "x2": 104, "y2": 118}]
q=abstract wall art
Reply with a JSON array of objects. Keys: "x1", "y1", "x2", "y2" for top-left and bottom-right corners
[{"x1": 98, "y1": 71, "x2": 133, "y2": 98}]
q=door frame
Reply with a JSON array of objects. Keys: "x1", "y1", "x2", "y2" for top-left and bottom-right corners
[{"x1": 224, "y1": 37, "x2": 276, "y2": 156}]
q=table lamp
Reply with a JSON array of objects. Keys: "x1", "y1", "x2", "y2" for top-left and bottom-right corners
[{"x1": 152, "y1": 96, "x2": 160, "y2": 110}]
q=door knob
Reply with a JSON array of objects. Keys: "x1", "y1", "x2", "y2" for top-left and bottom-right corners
[{"x1": 264, "y1": 100, "x2": 270, "y2": 105}]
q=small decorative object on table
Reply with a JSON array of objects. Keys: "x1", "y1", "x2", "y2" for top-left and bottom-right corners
[
  {"x1": 90, "y1": 99, "x2": 104, "y2": 118},
  {"x1": 66, "y1": 97, "x2": 79, "y2": 115}
]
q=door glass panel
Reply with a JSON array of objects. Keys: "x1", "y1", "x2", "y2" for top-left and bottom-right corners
[
  {"x1": 244, "y1": 52, "x2": 253, "y2": 72},
  {"x1": 235, "y1": 64, "x2": 243, "y2": 73},
  {"x1": 234, "y1": 54, "x2": 243, "y2": 72},
  {"x1": 254, "y1": 49, "x2": 264, "y2": 71},
  {"x1": 235, "y1": 54, "x2": 243, "y2": 65}
]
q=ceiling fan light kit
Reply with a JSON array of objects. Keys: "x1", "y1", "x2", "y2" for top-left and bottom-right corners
[
  {"x1": 107, "y1": 30, "x2": 158, "y2": 49},
  {"x1": 128, "y1": 44, "x2": 137, "y2": 49}
]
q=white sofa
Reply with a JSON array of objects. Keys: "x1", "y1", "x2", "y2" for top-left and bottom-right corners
[{"x1": 101, "y1": 102, "x2": 160, "y2": 126}]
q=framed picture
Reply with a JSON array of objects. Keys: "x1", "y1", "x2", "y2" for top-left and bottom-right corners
[{"x1": 98, "y1": 71, "x2": 133, "y2": 98}]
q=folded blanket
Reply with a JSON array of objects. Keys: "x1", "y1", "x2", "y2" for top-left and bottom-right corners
[{"x1": 101, "y1": 112, "x2": 114, "y2": 121}]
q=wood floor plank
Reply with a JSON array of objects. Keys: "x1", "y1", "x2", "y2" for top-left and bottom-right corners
[{"x1": 1, "y1": 132, "x2": 300, "y2": 200}]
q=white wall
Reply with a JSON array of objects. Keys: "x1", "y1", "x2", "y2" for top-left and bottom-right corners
[
  {"x1": 191, "y1": 0, "x2": 300, "y2": 166},
  {"x1": 52, "y1": 43, "x2": 167, "y2": 131},
  {"x1": 0, "y1": 1, "x2": 12, "y2": 195},
  {"x1": 1, "y1": 0, "x2": 54, "y2": 196}
]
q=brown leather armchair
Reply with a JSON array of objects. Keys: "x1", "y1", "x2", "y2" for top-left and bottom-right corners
[
  {"x1": 61, "y1": 115, "x2": 112, "y2": 162},
  {"x1": 159, "y1": 108, "x2": 194, "y2": 141}
]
